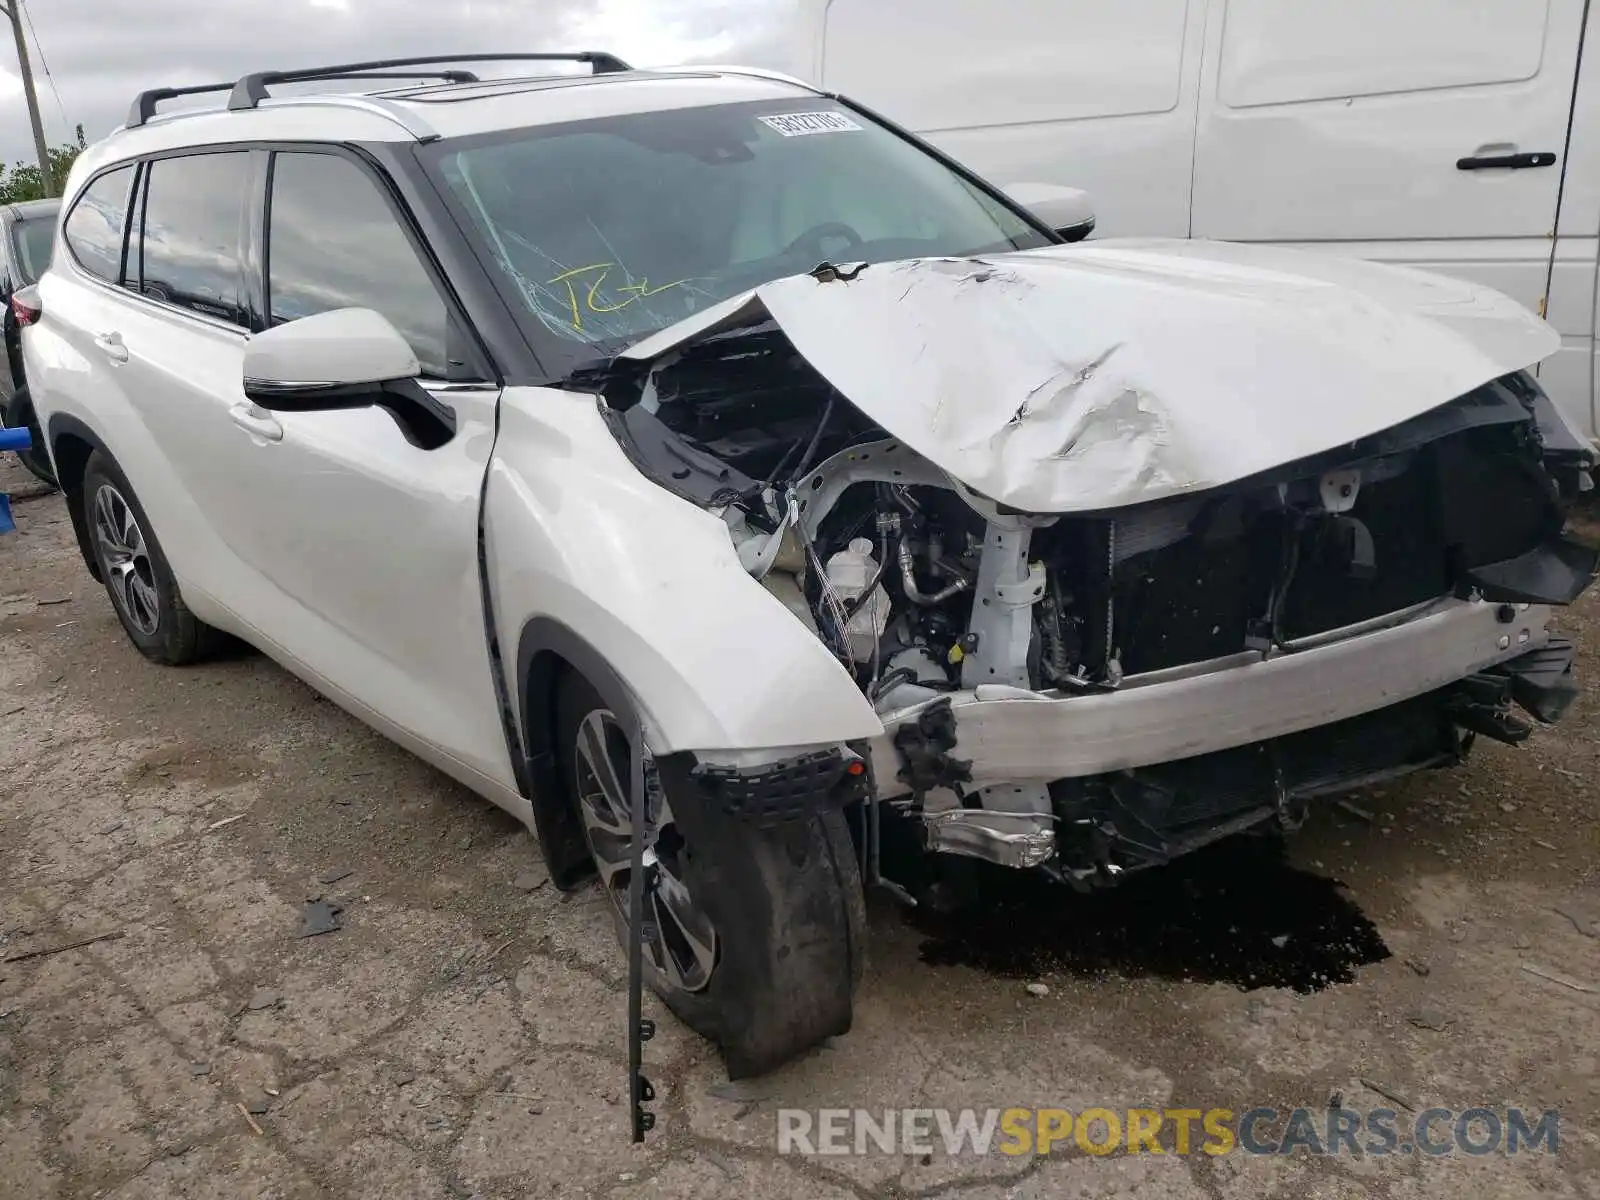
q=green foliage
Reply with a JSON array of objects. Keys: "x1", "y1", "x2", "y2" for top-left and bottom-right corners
[{"x1": 0, "y1": 124, "x2": 87, "y2": 205}]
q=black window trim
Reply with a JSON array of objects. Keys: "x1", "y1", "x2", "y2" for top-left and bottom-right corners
[{"x1": 260, "y1": 140, "x2": 495, "y2": 384}]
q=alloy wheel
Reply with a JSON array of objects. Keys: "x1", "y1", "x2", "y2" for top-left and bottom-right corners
[
  {"x1": 573, "y1": 708, "x2": 719, "y2": 993},
  {"x1": 93, "y1": 483, "x2": 160, "y2": 636}
]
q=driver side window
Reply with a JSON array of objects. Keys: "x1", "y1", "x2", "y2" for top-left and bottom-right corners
[{"x1": 265, "y1": 151, "x2": 466, "y2": 379}]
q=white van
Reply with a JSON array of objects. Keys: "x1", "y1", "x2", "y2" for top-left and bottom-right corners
[{"x1": 732, "y1": 0, "x2": 1600, "y2": 444}]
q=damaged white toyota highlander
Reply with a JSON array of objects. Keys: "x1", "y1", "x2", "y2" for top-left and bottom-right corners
[{"x1": 23, "y1": 56, "x2": 1598, "y2": 1080}]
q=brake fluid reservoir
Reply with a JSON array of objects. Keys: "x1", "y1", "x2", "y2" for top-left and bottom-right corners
[{"x1": 825, "y1": 537, "x2": 890, "y2": 663}]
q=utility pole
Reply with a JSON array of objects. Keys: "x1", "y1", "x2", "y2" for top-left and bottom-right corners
[{"x1": 0, "y1": 0, "x2": 53, "y2": 195}]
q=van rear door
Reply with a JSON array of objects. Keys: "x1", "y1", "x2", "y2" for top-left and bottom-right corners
[
  {"x1": 1190, "y1": 0, "x2": 1591, "y2": 434},
  {"x1": 820, "y1": 0, "x2": 1205, "y2": 238}
]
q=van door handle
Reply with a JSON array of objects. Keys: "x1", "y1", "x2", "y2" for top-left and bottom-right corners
[
  {"x1": 93, "y1": 331, "x2": 129, "y2": 364},
  {"x1": 1457, "y1": 151, "x2": 1557, "y2": 170},
  {"x1": 229, "y1": 402, "x2": 283, "y2": 443}
]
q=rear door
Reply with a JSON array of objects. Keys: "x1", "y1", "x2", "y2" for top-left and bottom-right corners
[
  {"x1": 820, "y1": 0, "x2": 1207, "y2": 237},
  {"x1": 109, "y1": 149, "x2": 264, "y2": 614}
]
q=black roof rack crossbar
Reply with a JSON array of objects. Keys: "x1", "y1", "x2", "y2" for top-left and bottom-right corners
[
  {"x1": 128, "y1": 81, "x2": 237, "y2": 129},
  {"x1": 126, "y1": 53, "x2": 630, "y2": 130},
  {"x1": 128, "y1": 70, "x2": 481, "y2": 129},
  {"x1": 228, "y1": 52, "x2": 632, "y2": 112}
]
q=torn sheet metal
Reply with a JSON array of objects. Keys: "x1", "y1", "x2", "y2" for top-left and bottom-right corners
[{"x1": 621, "y1": 239, "x2": 1558, "y2": 513}]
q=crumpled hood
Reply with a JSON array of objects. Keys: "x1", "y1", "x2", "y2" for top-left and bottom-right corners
[{"x1": 621, "y1": 238, "x2": 1559, "y2": 512}]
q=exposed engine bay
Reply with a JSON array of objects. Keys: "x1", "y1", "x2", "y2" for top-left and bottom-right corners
[{"x1": 582, "y1": 303, "x2": 1597, "y2": 888}]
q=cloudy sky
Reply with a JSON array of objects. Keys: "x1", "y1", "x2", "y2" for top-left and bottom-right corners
[{"x1": 0, "y1": 0, "x2": 820, "y2": 167}]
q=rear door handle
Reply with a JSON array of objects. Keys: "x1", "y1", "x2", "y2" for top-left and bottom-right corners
[
  {"x1": 1457, "y1": 151, "x2": 1557, "y2": 171},
  {"x1": 229, "y1": 402, "x2": 283, "y2": 443},
  {"x1": 93, "y1": 331, "x2": 129, "y2": 364}
]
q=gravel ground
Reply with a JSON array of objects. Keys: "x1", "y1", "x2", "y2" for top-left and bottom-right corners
[{"x1": 2, "y1": 456, "x2": 1598, "y2": 1199}]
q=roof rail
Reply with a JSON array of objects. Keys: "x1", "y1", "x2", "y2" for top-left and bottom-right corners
[
  {"x1": 261, "y1": 94, "x2": 444, "y2": 142},
  {"x1": 126, "y1": 53, "x2": 631, "y2": 130}
]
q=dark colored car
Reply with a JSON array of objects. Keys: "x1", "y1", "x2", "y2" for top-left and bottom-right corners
[{"x1": 1, "y1": 197, "x2": 61, "y2": 484}]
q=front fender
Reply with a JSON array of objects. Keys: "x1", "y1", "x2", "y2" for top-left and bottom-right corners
[{"x1": 486, "y1": 385, "x2": 883, "y2": 756}]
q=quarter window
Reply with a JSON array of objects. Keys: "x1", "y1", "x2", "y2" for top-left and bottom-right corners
[
  {"x1": 138, "y1": 152, "x2": 250, "y2": 326},
  {"x1": 63, "y1": 166, "x2": 134, "y2": 284},
  {"x1": 266, "y1": 152, "x2": 452, "y2": 377}
]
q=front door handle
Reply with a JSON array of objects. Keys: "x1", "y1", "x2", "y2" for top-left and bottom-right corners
[
  {"x1": 229, "y1": 402, "x2": 283, "y2": 443},
  {"x1": 93, "y1": 330, "x2": 129, "y2": 364},
  {"x1": 1457, "y1": 151, "x2": 1557, "y2": 171}
]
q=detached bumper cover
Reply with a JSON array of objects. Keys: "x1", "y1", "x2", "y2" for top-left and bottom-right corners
[
  {"x1": 870, "y1": 598, "x2": 1559, "y2": 798},
  {"x1": 1493, "y1": 636, "x2": 1580, "y2": 724}
]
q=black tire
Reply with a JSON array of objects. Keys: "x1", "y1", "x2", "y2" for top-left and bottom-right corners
[
  {"x1": 556, "y1": 671, "x2": 866, "y2": 1078},
  {"x1": 1, "y1": 386, "x2": 55, "y2": 487},
  {"x1": 82, "y1": 450, "x2": 221, "y2": 665}
]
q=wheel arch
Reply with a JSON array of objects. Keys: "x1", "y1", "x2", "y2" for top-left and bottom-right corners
[
  {"x1": 515, "y1": 615, "x2": 646, "y2": 891},
  {"x1": 45, "y1": 411, "x2": 109, "y2": 581}
]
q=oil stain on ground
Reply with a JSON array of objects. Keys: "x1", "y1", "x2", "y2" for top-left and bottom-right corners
[{"x1": 910, "y1": 836, "x2": 1390, "y2": 992}]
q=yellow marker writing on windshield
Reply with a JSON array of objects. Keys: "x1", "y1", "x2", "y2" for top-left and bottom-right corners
[{"x1": 547, "y1": 262, "x2": 692, "y2": 331}]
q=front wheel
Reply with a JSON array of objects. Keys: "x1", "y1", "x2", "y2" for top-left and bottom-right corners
[{"x1": 556, "y1": 672, "x2": 866, "y2": 1078}]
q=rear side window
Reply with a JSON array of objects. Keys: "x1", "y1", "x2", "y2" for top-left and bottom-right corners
[
  {"x1": 63, "y1": 166, "x2": 134, "y2": 283},
  {"x1": 266, "y1": 151, "x2": 452, "y2": 377},
  {"x1": 137, "y1": 152, "x2": 249, "y2": 326},
  {"x1": 12, "y1": 216, "x2": 57, "y2": 285}
]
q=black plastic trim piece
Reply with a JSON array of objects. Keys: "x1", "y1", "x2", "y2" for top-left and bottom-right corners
[
  {"x1": 42, "y1": 411, "x2": 111, "y2": 576},
  {"x1": 1494, "y1": 637, "x2": 1580, "y2": 724},
  {"x1": 243, "y1": 376, "x2": 459, "y2": 450},
  {"x1": 1463, "y1": 536, "x2": 1598, "y2": 606},
  {"x1": 514, "y1": 616, "x2": 639, "y2": 887},
  {"x1": 510, "y1": 614, "x2": 656, "y2": 1142},
  {"x1": 690, "y1": 748, "x2": 863, "y2": 830}
]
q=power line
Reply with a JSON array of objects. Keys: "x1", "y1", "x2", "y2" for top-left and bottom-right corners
[{"x1": 17, "y1": 0, "x2": 68, "y2": 133}]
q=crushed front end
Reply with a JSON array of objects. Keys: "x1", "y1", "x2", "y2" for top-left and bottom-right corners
[{"x1": 586, "y1": 252, "x2": 1597, "y2": 887}]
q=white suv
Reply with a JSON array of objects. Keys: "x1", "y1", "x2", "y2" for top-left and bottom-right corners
[{"x1": 22, "y1": 54, "x2": 1597, "y2": 1078}]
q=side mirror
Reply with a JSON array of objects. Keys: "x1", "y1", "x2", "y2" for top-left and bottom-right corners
[
  {"x1": 1003, "y1": 182, "x2": 1096, "y2": 243},
  {"x1": 242, "y1": 308, "x2": 455, "y2": 449}
]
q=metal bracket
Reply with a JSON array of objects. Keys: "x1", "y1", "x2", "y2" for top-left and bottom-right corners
[
  {"x1": 797, "y1": 439, "x2": 953, "y2": 541},
  {"x1": 962, "y1": 519, "x2": 1046, "y2": 689},
  {"x1": 926, "y1": 805, "x2": 1056, "y2": 868},
  {"x1": 1319, "y1": 468, "x2": 1362, "y2": 514}
]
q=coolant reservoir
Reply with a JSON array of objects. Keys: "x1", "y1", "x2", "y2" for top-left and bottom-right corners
[{"x1": 825, "y1": 537, "x2": 891, "y2": 663}]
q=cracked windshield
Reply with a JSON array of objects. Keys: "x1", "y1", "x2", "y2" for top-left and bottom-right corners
[{"x1": 434, "y1": 99, "x2": 1050, "y2": 362}]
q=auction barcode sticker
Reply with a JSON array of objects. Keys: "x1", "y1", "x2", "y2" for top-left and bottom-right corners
[{"x1": 760, "y1": 111, "x2": 864, "y2": 137}]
